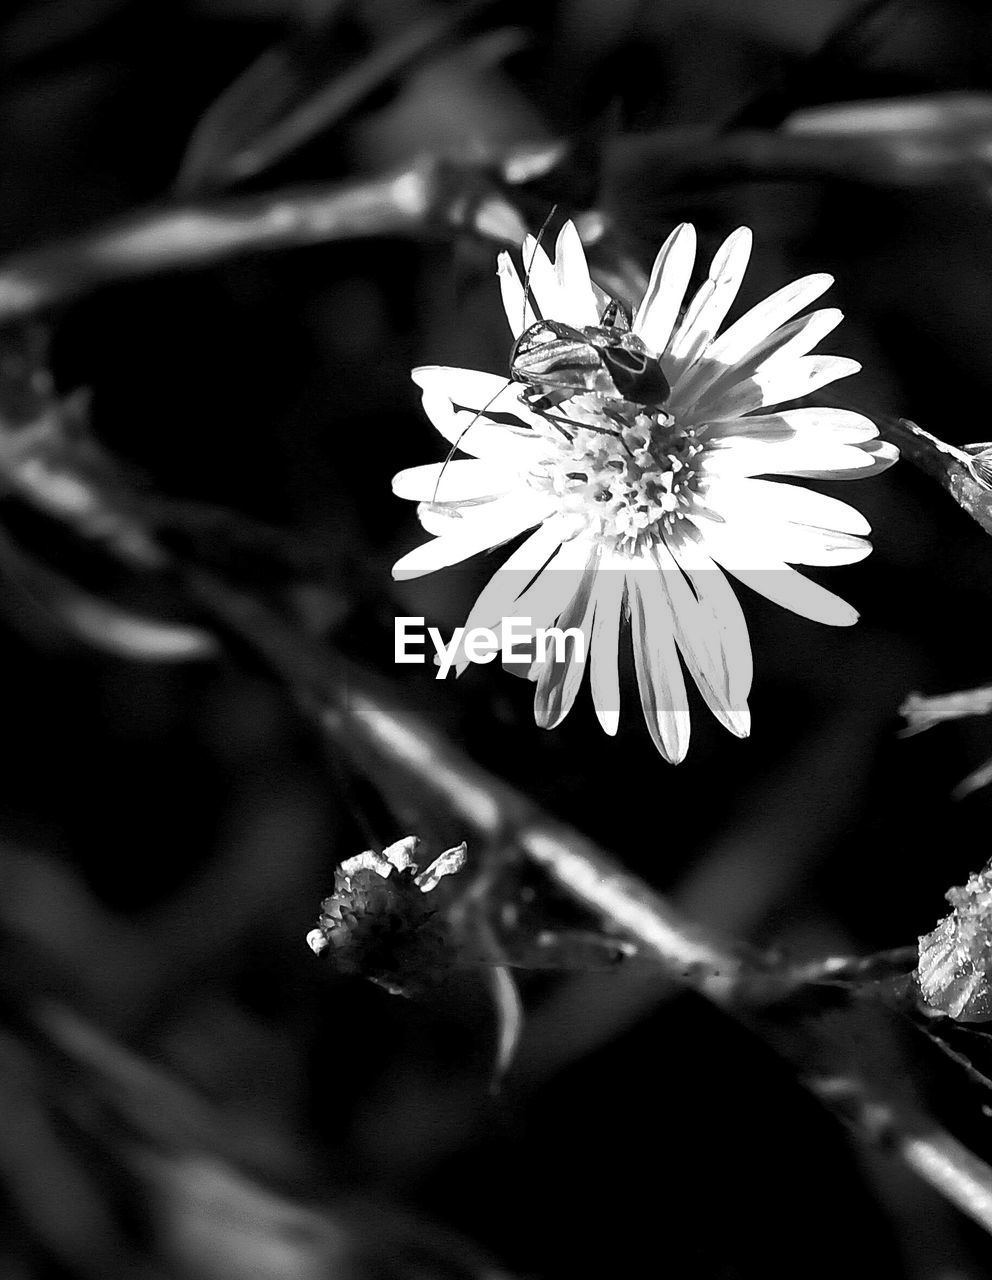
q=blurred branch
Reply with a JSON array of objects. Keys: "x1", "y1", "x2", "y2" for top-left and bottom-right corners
[
  {"x1": 21, "y1": 1005, "x2": 516, "y2": 1280},
  {"x1": 1, "y1": 373, "x2": 986, "y2": 1226},
  {"x1": 901, "y1": 686, "x2": 992, "y2": 735},
  {"x1": 611, "y1": 94, "x2": 992, "y2": 192},
  {"x1": 0, "y1": 158, "x2": 527, "y2": 324},
  {"x1": 787, "y1": 946, "x2": 920, "y2": 987},
  {"x1": 176, "y1": 0, "x2": 497, "y2": 192},
  {"x1": 10, "y1": 92, "x2": 992, "y2": 327},
  {"x1": 810, "y1": 1070, "x2": 992, "y2": 1232},
  {"x1": 183, "y1": 570, "x2": 992, "y2": 1235},
  {"x1": 876, "y1": 416, "x2": 992, "y2": 538}
]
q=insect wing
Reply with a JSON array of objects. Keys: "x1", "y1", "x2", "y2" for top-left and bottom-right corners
[
  {"x1": 511, "y1": 320, "x2": 610, "y2": 395},
  {"x1": 598, "y1": 343, "x2": 671, "y2": 406}
]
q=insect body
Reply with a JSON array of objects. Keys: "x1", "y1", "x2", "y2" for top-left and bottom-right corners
[{"x1": 510, "y1": 309, "x2": 671, "y2": 411}]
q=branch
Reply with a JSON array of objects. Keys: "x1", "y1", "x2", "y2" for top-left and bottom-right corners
[
  {"x1": 876, "y1": 416, "x2": 992, "y2": 539},
  {"x1": 0, "y1": 158, "x2": 527, "y2": 325},
  {"x1": 809, "y1": 1072, "x2": 992, "y2": 1235},
  {"x1": 183, "y1": 571, "x2": 992, "y2": 1234}
]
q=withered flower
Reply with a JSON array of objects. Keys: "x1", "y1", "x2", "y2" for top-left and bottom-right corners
[
  {"x1": 918, "y1": 861, "x2": 992, "y2": 1021},
  {"x1": 306, "y1": 836, "x2": 467, "y2": 995}
]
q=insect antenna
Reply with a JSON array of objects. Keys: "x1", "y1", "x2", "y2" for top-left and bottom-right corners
[
  {"x1": 428, "y1": 205, "x2": 562, "y2": 510},
  {"x1": 519, "y1": 202, "x2": 559, "y2": 334},
  {"x1": 427, "y1": 384, "x2": 513, "y2": 510}
]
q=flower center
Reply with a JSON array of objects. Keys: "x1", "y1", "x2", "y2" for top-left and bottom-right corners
[{"x1": 529, "y1": 394, "x2": 703, "y2": 549}]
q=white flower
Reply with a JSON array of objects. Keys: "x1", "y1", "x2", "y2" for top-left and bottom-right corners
[{"x1": 391, "y1": 222, "x2": 897, "y2": 761}]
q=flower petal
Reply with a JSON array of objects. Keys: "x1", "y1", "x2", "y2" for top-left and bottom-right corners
[
  {"x1": 450, "y1": 518, "x2": 570, "y2": 675},
  {"x1": 691, "y1": 271, "x2": 834, "y2": 370},
  {"x1": 631, "y1": 223, "x2": 697, "y2": 356},
  {"x1": 533, "y1": 549, "x2": 600, "y2": 729},
  {"x1": 392, "y1": 459, "x2": 516, "y2": 503},
  {"x1": 692, "y1": 355, "x2": 862, "y2": 423},
  {"x1": 694, "y1": 520, "x2": 859, "y2": 625},
  {"x1": 667, "y1": 527, "x2": 752, "y2": 705},
  {"x1": 694, "y1": 485, "x2": 872, "y2": 566},
  {"x1": 588, "y1": 552, "x2": 626, "y2": 735},
  {"x1": 498, "y1": 251, "x2": 537, "y2": 339},
  {"x1": 711, "y1": 477, "x2": 872, "y2": 535},
  {"x1": 700, "y1": 437, "x2": 878, "y2": 479},
  {"x1": 653, "y1": 540, "x2": 750, "y2": 737},
  {"x1": 415, "y1": 490, "x2": 551, "y2": 539},
  {"x1": 784, "y1": 438, "x2": 899, "y2": 480},
  {"x1": 393, "y1": 496, "x2": 547, "y2": 579},
  {"x1": 682, "y1": 307, "x2": 844, "y2": 422},
  {"x1": 412, "y1": 366, "x2": 547, "y2": 463},
  {"x1": 629, "y1": 560, "x2": 691, "y2": 762},
  {"x1": 521, "y1": 234, "x2": 563, "y2": 319},
  {"x1": 554, "y1": 221, "x2": 600, "y2": 328},
  {"x1": 495, "y1": 534, "x2": 598, "y2": 674},
  {"x1": 703, "y1": 407, "x2": 878, "y2": 446},
  {"x1": 667, "y1": 227, "x2": 753, "y2": 373}
]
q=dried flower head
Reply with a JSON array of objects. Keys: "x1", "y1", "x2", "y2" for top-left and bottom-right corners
[
  {"x1": 306, "y1": 836, "x2": 467, "y2": 995},
  {"x1": 918, "y1": 861, "x2": 992, "y2": 1021},
  {"x1": 391, "y1": 221, "x2": 897, "y2": 760}
]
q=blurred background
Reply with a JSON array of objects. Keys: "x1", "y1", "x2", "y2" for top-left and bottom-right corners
[{"x1": 5, "y1": 0, "x2": 992, "y2": 1275}]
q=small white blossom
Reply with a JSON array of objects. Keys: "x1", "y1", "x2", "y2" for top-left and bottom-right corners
[{"x1": 391, "y1": 222, "x2": 897, "y2": 760}]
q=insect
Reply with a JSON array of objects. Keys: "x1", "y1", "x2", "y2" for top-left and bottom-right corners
[
  {"x1": 429, "y1": 213, "x2": 663, "y2": 507},
  {"x1": 510, "y1": 304, "x2": 672, "y2": 412}
]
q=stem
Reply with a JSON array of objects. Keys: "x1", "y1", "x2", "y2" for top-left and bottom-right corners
[
  {"x1": 877, "y1": 416, "x2": 992, "y2": 539},
  {"x1": 0, "y1": 159, "x2": 526, "y2": 324},
  {"x1": 810, "y1": 1073, "x2": 992, "y2": 1235},
  {"x1": 183, "y1": 571, "x2": 992, "y2": 1234}
]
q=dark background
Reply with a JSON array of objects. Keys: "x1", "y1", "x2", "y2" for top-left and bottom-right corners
[{"x1": 3, "y1": 0, "x2": 992, "y2": 1276}]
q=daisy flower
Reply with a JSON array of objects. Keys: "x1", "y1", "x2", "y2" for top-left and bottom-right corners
[{"x1": 391, "y1": 222, "x2": 897, "y2": 761}]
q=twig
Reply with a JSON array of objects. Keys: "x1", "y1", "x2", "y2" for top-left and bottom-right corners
[
  {"x1": 901, "y1": 686, "x2": 992, "y2": 736},
  {"x1": 875, "y1": 416, "x2": 992, "y2": 539},
  {"x1": 0, "y1": 158, "x2": 526, "y2": 325},
  {"x1": 811, "y1": 1073, "x2": 992, "y2": 1235},
  {"x1": 783, "y1": 946, "x2": 919, "y2": 988},
  {"x1": 607, "y1": 110, "x2": 992, "y2": 194},
  {"x1": 11, "y1": 102, "x2": 992, "y2": 329},
  {"x1": 177, "y1": 0, "x2": 498, "y2": 191}
]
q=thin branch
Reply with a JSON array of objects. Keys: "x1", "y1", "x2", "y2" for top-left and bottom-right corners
[
  {"x1": 0, "y1": 159, "x2": 526, "y2": 324},
  {"x1": 786, "y1": 946, "x2": 919, "y2": 987},
  {"x1": 6, "y1": 98, "x2": 992, "y2": 326},
  {"x1": 608, "y1": 106, "x2": 992, "y2": 193},
  {"x1": 876, "y1": 416, "x2": 992, "y2": 539},
  {"x1": 177, "y1": 0, "x2": 498, "y2": 192},
  {"x1": 810, "y1": 1073, "x2": 992, "y2": 1236},
  {"x1": 901, "y1": 686, "x2": 992, "y2": 736}
]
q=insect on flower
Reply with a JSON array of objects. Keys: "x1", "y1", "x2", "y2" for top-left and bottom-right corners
[
  {"x1": 510, "y1": 306, "x2": 672, "y2": 413},
  {"x1": 393, "y1": 219, "x2": 899, "y2": 761}
]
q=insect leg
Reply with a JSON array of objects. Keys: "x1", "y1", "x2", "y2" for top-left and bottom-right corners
[
  {"x1": 428, "y1": 380, "x2": 517, "y2": 509},
  {"x1": 519, "y1": 203, "x2": 559, "y2": 334}
]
